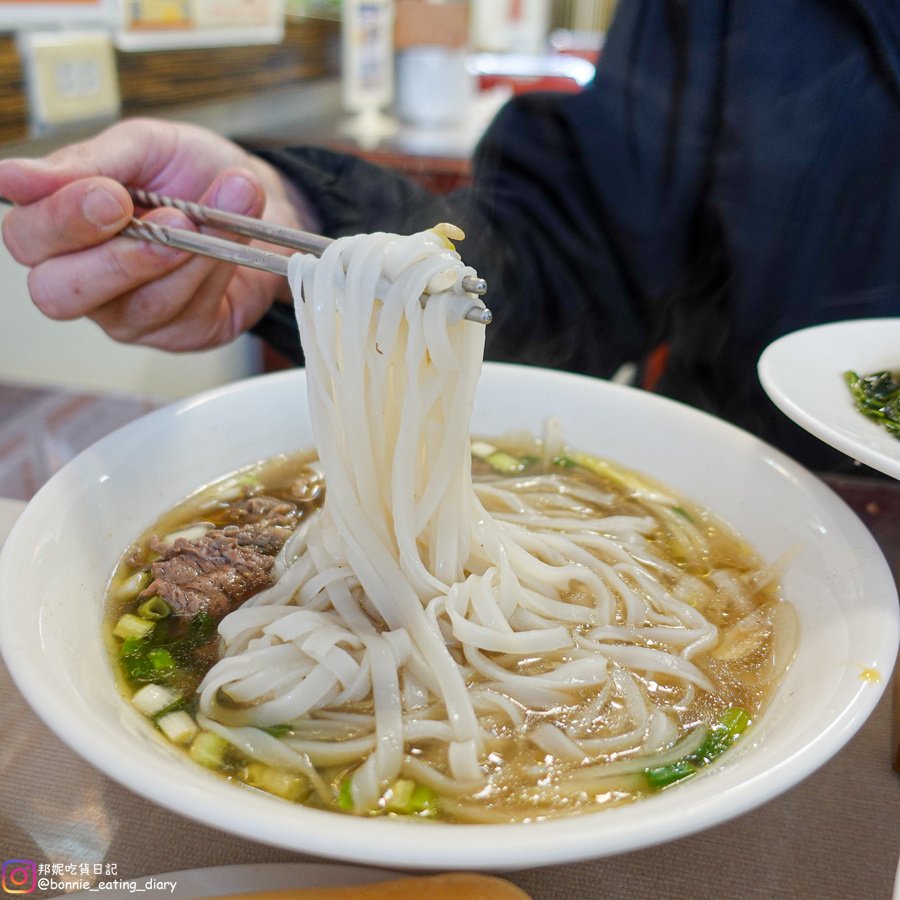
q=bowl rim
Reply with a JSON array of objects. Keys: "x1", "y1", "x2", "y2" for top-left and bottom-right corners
[{"x1": 1, "y1": 363, "x2": 897, "y2": 869}]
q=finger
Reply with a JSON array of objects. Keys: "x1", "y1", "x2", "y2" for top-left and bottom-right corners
[
  {"x1": 93, "y1": 254, "x2": 278, "y2": 351},
  {"x1": 86, "y1": 170, "x2": 271, "y2": 344},
  {"x1": 27, "y1": 165, "x2": 267, "y2": 324},
  {"x1": 92, "y1": 170, "x2": 270, "y2": 341},
  {"x1": 92, "y1": 277, "x2": 244, "y2": 351},
  {"x1": 161, "y1": 166, "x2": 268, "y2": 309},
  {"x1": 0, "y1": 120, "x2": 180, "y2": 207},
  {"x1": 0, "y1": 118, "x2": 227, "y2": 216},
  {"x1": 206, "y1": 165, "x2": 266, "y2": 219},
  {"x1": 2, "y1": 176, "x2": 133, "y2": 266},
  {"x1": 0, "y1": 157, "x2": 70, "y2": 205},
  {"x1": 44, "y1": 118, "x2": 193, "y2": 195},
  {"x1": 41, "y1": 117, "x2": 246, "y2": 201},
  {"x1": 27, "y1": 206, "x2": 193, "y2": 321}
]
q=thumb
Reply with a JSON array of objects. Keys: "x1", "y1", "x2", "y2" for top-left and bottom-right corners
[{"x1": 202, "y1": 168, "x2": 267, "y2": 218}]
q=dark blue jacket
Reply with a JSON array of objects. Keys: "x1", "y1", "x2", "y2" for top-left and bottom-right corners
[{"x1": 255, "y1": 0, "x2": 900, "y2": 469}]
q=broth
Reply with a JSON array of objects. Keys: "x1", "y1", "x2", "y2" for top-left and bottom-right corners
[{"x1": 106, "y1": 441, "x2": 796, "y2": 824}]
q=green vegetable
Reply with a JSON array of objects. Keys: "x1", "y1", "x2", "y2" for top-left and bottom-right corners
[
  {"x1": 156, "y1": 710, "x2": 199, "y2": 745},
  {"x1": 189, "y1": 731, "x2": 231, "y2": 770},
  {"x1": 672, "y1": 506, "x2": 693, "y2": 522},
  {"x1": 137, "y1": 596, "x2": 171, "y2": 620},
  {"x1": 117, "y1": 610, "x2": 217, "y2": 685},
  {"x1": 116, "y1": 569, "x2": 151, "y2": 601},
  {"x1": 241, "y1": 762, "x2": 309, "y2": 802},
  {"x1": 470, "y1": 440, "x2": 497, "y2": 460},
  {"x1": 131, "y1": 683, "x2": 181, "y2": 717},
  {"x1": 337, "y1": 776, "x2": 354, "y2": 810},
  {"x1": 147, "y1": 647, "x2": 177, "y2": 674},
  {"x1": 691, "y1": 707, "x2": 750, "y2": 765},
  {"x1": 475, "y1": 444, "x2": 545, "y2": 474},
  {"x1": 644, "y1": 758, "x2": 697, "y2": 790},
  {"x1": 168, "y1": 611, "x2": 217, "y2": 660},
  {"x1": 552, "y1": 455, "x2": 577, "y2": 468},
  {"x1": 844, "y1": 370, "x2": 900, "y2": 439},
  {"x1": 384, "y1": 779, "x2": 438, "y2": 816},
  {"x1": 261, "y1": 724, "x2": 294, "y2": 738},
  {"x1": 486, "y1": 451, "x2": 532, "y2": 474},
  {"x1": 119, "y1": 632, "x2": 157, "y2": 682},
  {"x1": 120, "y1": 635, "x2": 147, "y2": 656},
  {"x1": 567, "y1": 452, "x2": 656, "y2": 495},
  {"x1": 150, "y1": 696, "x2": 187, "y2": 722},
  {"x1": 113, "y1": 613, "x2": 155, "y2": 640},
  {"x1": 643, "y1": 707, "x2": 751, "y2": 792}
]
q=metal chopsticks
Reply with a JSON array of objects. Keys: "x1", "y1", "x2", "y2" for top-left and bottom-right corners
[
  {"x1": 126, "y1": 188, "x2": 492, "y2": 325},
  {"x1": 123, "y1": 216, "x2": 294, "y2": 278},
  {"x1": 0, "y1": 189, "x2": 492, "y2": 325},
  {"x1": 128, "y1": 187, "x2": 333, "y2": 256}
]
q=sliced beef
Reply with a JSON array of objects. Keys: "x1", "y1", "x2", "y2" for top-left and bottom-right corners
[
  {"x1": 142, "y1": 494, "x2": 301, "y2": 620},
  {"x1": 219, "y1": 496, "x2": 299, "y2": 553}
]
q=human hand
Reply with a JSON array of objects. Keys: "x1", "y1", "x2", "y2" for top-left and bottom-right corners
[{"x1": 0, "y1": 118, "x2": 316, "y2": 351}]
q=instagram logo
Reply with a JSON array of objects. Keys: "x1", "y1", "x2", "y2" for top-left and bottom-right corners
[{"x1": 1, "y1": 860, "x2": 36, "y2": 894}]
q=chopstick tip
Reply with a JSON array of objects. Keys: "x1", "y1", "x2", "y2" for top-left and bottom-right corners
[
  {"x1": 466, "y1": 306, "x2": 493, "y2": 325},
  {"x1": 462, "y1": 275, "x2": 487, "y2": 296}
]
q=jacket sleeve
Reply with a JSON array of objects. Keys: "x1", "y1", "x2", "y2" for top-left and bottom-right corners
[{"x1": 252, "y1": 0, "x2": 728, "y2": 377}]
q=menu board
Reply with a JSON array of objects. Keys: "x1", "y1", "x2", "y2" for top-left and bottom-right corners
[
  {"x1": 0, "y1": 0, "x2": 116, "y2": 28},
  {"x1": 116, "y1": 0, "x2": 285, "y2": 49}
]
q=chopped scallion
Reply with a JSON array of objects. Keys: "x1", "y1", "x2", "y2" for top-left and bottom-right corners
[
  {"x1": 157, "y1": 710, "x2": 199, "y2": 745},
  {"x1": 241, "y1": 762, "x2": 309, "y2": 802},
  {"x1": 150, "y1": 696, "x2": 187, "y2": 721},
  {"x1": 113, "y1": 613, "x2": 155, "y2": 640},
  {"x1": 337, "y1": 776, "x2": 354, "y2": 810},
  {"x1": 116, "y1": 569, "x2": 151, "y2": 601},
  {"x1": 158, "y1": 523, "x2": 212, "y2": 548},
  {"x1": 470, "y1": 440, "x2": 497, "y2": 460},
  {"x1": 643, "y1": 707, "x2": 751, "y2": 792},
  {"x1": 486, "y1": 451, "x2": 534, "y2": 474},
  {"x1": 690, "y1": 707, "x2": 751, "y2": 766},
  {"x1": 147, "y1": 647, "x2": 177, "y2": 673},
  {"x1": 261, "y1": 724, "x2": 294, "y2": 738},
  {"x1": 568, "y1": 452, "x2": 654, "y2": 495},
  {"x1": 189, "y1": 731, "x2": 230, "y2": 770},
  {"x1": 384, "y1": 778, "x2": 438, "y2": 816},
  {"x1": 216, "y1": 473, "x2": 262, "y2": 502},
  {"x1": 131, "y1": 683, "x2": 180, "y2": 717},
  {"x1": 644, "y1": 758, "x2": 697, "y2": 790},
  {"x1": 137, "y1": 596, "x2": 171, "y2": 620}
]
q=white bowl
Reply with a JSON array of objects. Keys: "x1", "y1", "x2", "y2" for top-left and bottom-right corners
[{"x1": 0, "y1": 364, "x2": 897, "y2": 870}]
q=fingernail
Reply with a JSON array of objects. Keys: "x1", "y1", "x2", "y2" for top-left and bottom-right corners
[
  {"x1": 213, "y1": 174, "x2": 258, "y2": 213},
  {"x1": 83, "y1": 187, "x2": 126, "y2": 229}
]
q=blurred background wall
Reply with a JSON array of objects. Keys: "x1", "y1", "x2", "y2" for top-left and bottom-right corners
[{"x1": 0, "y1": 0, "x2": 616, "y2": 399}]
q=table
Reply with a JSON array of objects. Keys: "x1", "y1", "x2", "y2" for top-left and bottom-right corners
[{"x1": 0, "y1": 381, "x2": 897, "y2": 900}]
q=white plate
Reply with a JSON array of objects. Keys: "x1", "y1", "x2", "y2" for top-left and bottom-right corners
[
  {"x1": 758, "y1": 318, "x2": 900, "y2": 479},
  {"x1": 66, "y1": 862, "x2": 404, "y2": 899}
]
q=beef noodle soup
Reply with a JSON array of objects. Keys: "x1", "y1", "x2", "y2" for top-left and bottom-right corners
[{"x1": 105, "y1": 227, "x2": 798, "y2": 823}]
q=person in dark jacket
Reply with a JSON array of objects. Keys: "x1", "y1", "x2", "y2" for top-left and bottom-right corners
[{"x1": 2, "y1": 0, "x2": 898, "y2": 469}]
